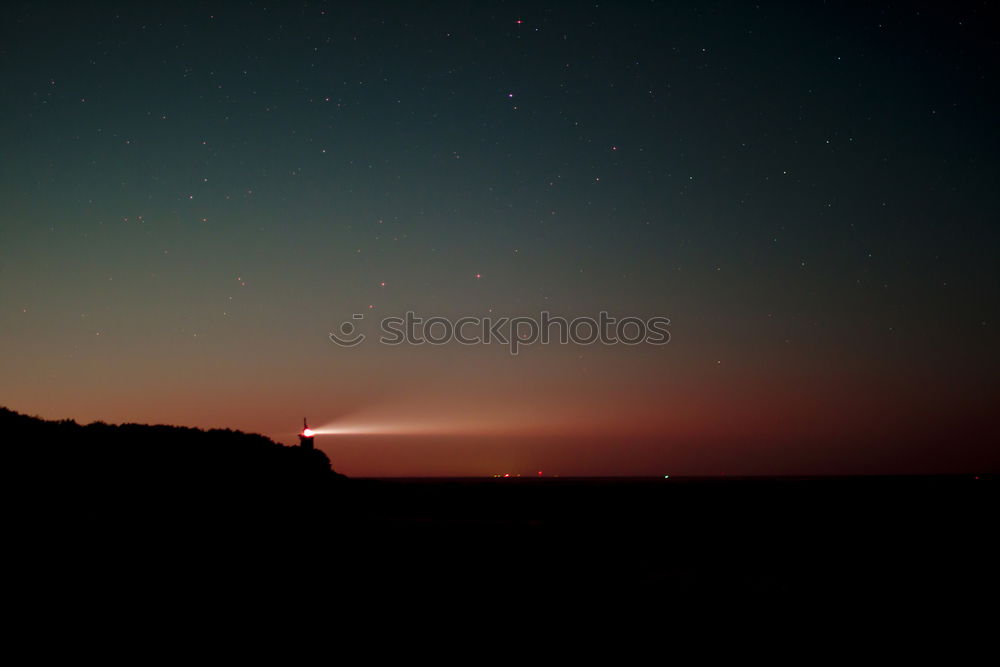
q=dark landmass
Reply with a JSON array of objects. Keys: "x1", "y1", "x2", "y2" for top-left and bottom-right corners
[
  {"x1": 5, "y1": 406, "x2": 343, "y2": 526},
  {"x1": 7, "y1": 407, "x2": 995, "y2": 610}
]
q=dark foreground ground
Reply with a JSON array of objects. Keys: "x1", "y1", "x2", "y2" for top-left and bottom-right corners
[{"x1": 30, "y1": 474, "x2": 996, "y2": 614}]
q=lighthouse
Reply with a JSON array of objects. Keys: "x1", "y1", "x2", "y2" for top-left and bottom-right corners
[{"x1": 299, "y1": 418, "x2": 315, "y2": 449}]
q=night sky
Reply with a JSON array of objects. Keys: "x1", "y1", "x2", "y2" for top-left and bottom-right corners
[{"x1": 2, "y1": 1, "x2": 997, "y2": 476}]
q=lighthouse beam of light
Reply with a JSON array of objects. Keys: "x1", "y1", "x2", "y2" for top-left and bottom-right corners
[
  {"x1": 308, "y1": 412, "x2": 579, "y2": 437},
  {"x1": 308, "y1": 419, "x2": 505, "y2": 436},
  {"x1": 303, "y1": 402, "x2": 632, "y2": 439}
]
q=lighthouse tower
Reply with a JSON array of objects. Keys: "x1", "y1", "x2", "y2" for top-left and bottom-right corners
[{"x1": 299, "y1": 418, "x2": 315, "y2": 449}]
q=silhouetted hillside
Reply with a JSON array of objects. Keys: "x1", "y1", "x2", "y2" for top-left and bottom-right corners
[{"x1": 4, "y1": 406, "x2": 345, "y2": 533}]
